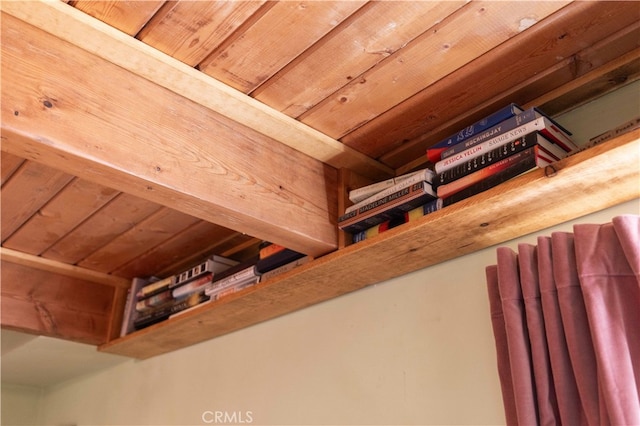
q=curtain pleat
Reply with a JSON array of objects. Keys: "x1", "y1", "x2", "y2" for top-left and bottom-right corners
[{"x1": 487, "y1": 215, "x2": 640, "y2": 425}]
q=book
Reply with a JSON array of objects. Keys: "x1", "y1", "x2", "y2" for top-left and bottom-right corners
[
  {"x1": 434, "y1": 131, "x2": 565, "y2": 187},
  {"x1": 441, "y1": 146, "x2": 548, "y2": 205},
  {"x1": 171, "y1": 255, "x2": 238, "y2": 288},
  {"x1": 352, "y1": 216, "x2": 404, "y2": 243},
  {"x1": 259, "y1": 242, "x2": 286, "y2": 259},
  {"x1": 345, "y1": 168, "x2": 435, "y2": 214},
  {"x1": 255, "y1": 248, "x2": 306, "y2": 274},
  {"x1": 434, "y1": 113, "x2": 577, "y2": 175},
  {"x1": 135, "y1": 288, "x2": 174, "y2": 312},
  {"x1": 260, "y1": 255, "x2": 312, "y2": 282},
  {"x1": 206, "y1": 276, "x2": 260, "y2": 301},
  {"x1": 171, "y1": 272, "x2": 214, "y2": 299},
  {"x1": 348, "y1": 169, "x2": 423, "y2": 203},
  {"x1": 338, "y1": 181, "x2": 438, "y2": 234},
  {"x1": 426, "y1": 103, "x2": 524, "y2": 163},
  {"x1": 120, "y1": 277, "x2": 149, "y2": 336},
  {"x1": 133, "y1": 292, "x2": 210, "y2": 330},
  {"x1": 207, "y1": 264, "x2": 260, "y2": 290},
  {"x1": 440, "y1": 107, "x2": 575, "y2": 160},
  {"x1": 351, "y1": 198, "x2": 442, "y2": 243},
  {"x1": 136, "y1": 275, "x2": 174, "y2": 300}
]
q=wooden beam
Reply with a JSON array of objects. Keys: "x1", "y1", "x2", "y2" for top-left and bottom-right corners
[
  {"x1": 1, "y1": 12, "x2": 337, "y2": 257},
  {"x1": 1, "y1": 261, "x2": 114, "y2": 345},
  {"x1": 0, "y1": 248, "x2": 131, "y2": 288},
  {"x1": 0, "y1": 0, "x2": 392, "y2": 181},
  {"x1": 100, "y1": 131, "x2": 640, "y2": 359}
]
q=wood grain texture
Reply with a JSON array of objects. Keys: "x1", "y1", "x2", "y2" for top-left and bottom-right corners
[
  {"x1": 1, "y1": 261, "x2": 115, "y2": 345},
  {"x1": 3, "y1": 176, "x2": 120, "y2": 255},
  {"x1": 1, "y1": 11, "x2": 339, "y2": 257},
  {"x1": 0, "y1": 247, "x2": 130, "y2": 288},
  {"x1": 347, "y1": 1, "x2": 639, "y2": 167},
  {"x1": 1, "y1": 160, "x2": 74, "y2": 241},
  {"x1": 300, "y1": 1, "x2": 569, "y2": 140},
  {"x1": 71, "y1": 0, "x2": 164, "y2": 35},
  {"x1": 100, "y1": 131, "x2": 640, "y2": 359},
  {"x1": 41, "y1": 193, "x2": 161, "y2": 265},
  {"x1": 137, "y1": 1, "x2": 266, "y2": 66},
  {"x1": 77, "y1": 207, "x2": 200, "y2": 273},
  {"x1": 254, "y1": 1, "x2": 465, "y2": 117},
  {"x1": 199, "y1": 1, "x2": 366, "y2": 93},
  {"x1": 0, "y1": 152, "x2": 25, "y2": 185},
  {"x1": 0, "y1": 0, "x2": 392, "y2": 180}
]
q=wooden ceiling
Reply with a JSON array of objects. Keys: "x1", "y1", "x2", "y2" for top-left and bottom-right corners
[{"x1": 1, "y1": 0, "x2": 639, "y2": 345}]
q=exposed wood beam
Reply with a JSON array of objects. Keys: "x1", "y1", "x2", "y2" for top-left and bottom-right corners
[
  {"x1": 1, "y1": 261, "x2": 114, "y2": 345},
  {"x1": 0, "y1": 247, "x2": 131, "y2": 289},
  {"x1": 0, "y1": 0, "x2": 392, "y2": 181},
  {"x1": 100, "y1": 132, "x2": 640, "y2": 359},
  {"x1": 1, "y1": 12, "x2": 338, "y2": 257}
]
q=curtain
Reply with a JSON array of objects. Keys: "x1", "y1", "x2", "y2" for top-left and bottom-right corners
[{"x1": 486, "y1": 214, "x2": 640, "y2": 425}]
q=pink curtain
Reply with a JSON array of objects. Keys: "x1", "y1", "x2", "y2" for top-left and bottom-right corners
[{"x1": 486, "y1": 215, "x2": 640, "y2": 425}]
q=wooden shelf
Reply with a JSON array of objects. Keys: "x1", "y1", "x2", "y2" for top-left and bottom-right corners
[{"x1": 99, "y1": 131, "x2": 640, "y2": 359}]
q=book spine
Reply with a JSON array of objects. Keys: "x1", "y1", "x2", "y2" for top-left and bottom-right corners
[
  {"x1": 135, "y1": 289, "x2": 173, "y2": 312},
  {"x1": 348, "y1": 169, "x2": 425, "y2": 203},
  {"x1": 441, "y1": 147, "x2": 542, "y2": 205},
  {"x1": 434, "y1": 116, "x2": 570, "y2": 174},
  {"x1": 120, "y1": 277, "x2": 148, "y2": 336},
  {"x1": 426, "y1": 103, "x2": 523, "y2": 163},
  {"x1": 348, "y1": 177, "x2": 396, "y2": 203},
  {"x1": 135, "y1": 293, "x2": 210, "y2": 330},
  {"x1": 260, "y1": 256, "x2": 312, "y2": 282},
  {"x1": 208, "y1": 266, "x2": 258, "y2": 290},
  {"x1": 172, "y1": 259, "x2": 214, "y2": 288},
  {"x1": 404, "y1": 198, "x2": 442, "y2": 221},
  {"x1": 209, "y1": 277, "x2": 260, "y2": 301},
  {"x1": 171, "y1": 273, "x2": 214, "y2": 299},
  {"x1": 339, "y1": 182, "x2": 437, "y2": 234},
  {"x1": 344, "y1": 168, "x2": 435, "y2": 215},
  {"x1": 136, "y1": 275, "x2": 174, "y2": 299},
  {"x1": 259, "y1": 243, "x2": 285, "y2": 259},
  {"x1": 435, "y1": 132, "x2": 547, "y2": 186},
  {"x1": 585, "y1": 116, "x2": 640, "y2": 149},
  {"x1": 440, "y1": 108, "x2": 539, "y2": 159}
]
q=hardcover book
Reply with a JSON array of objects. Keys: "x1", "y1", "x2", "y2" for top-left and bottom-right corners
[
  {"x1": 255, "y1": 248, "x2": 306, "y2": 274},
  {"x1": 441, "y1": 146, "x2": 548, "y2": 205},
  {"x1": 434, "y1": 131, "x2": 565, "y2": 187},
  {"x1": 426, "y1": 103, "x2": 524, "y2": 163},
  {"x1": 439, "y1": 106, "x2": 574, "y2": 159},
  {"x1": 434, "y1": 114, "x2": 577, "y2": 175}
]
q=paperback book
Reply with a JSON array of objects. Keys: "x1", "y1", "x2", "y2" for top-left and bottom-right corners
[{"x1": 339, "y1": 181, "x2": 438, "y2": 234}]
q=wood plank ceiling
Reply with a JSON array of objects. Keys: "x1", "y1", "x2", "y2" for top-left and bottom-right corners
[{"x1": 1, "y1": 0, "x2": 639, "y2": 345}]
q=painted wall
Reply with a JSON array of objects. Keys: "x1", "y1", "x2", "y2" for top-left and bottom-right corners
[
  {"x1": 7, "y1": 82, "x2": 640, "y2": 426},
  {"x1": 1, "y1": 384, "x2": 43, "y2": 426}
]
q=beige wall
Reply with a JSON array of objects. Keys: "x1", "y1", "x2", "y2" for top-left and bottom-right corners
[
  {"x1": 7, "y1": 82, "x2": 640, "y2": 426},
  {"x1": 1, "y1": 384, "x2": 43, "y2": 426}
]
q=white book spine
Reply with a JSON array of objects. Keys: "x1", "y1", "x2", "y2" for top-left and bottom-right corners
[
  {"x1": 345, "y1": 169, "x2": 434, "y2": 214},
  {"x1": 435, "y1": 118, "x2": 557, "y2": 174}
]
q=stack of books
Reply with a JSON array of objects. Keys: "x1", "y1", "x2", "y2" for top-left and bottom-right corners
[
  {"x1": 338, "y1": 168, "x2": 439, "y2": 236},
  {"x1": 428, "y1": 105, "x2": 579, "y2": 206},
  {"x1": 121, "y1": 255, "x2": 239, "y2": 334}
]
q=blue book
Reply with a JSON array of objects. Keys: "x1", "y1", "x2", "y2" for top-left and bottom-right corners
[
  {"x1": 439, "y1": 107, "x2": 574, "y2": 161},
  {"x1": 426, "y1": 103, "x2": 524, "y2": 163}
]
